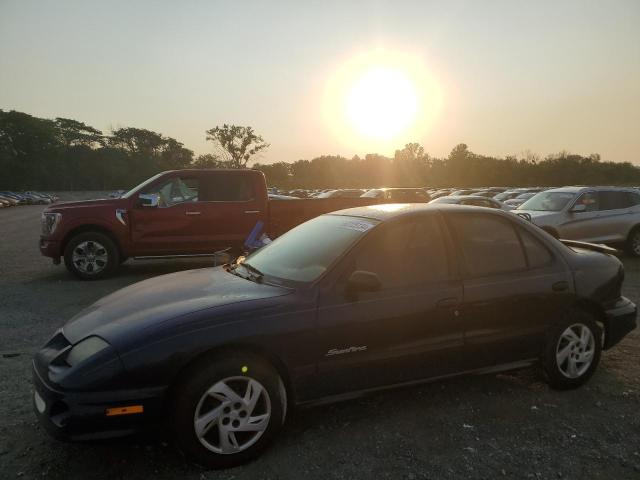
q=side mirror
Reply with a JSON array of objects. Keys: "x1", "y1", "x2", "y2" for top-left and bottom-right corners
[
  {"x1": 346, "y1": 270, "x2": 381, "y2": 297},
  {"x1": 570, "y1": 204, "x2": 586, "y2": 213},
  {"x1": 138, "y1": 193, "x2": 159, "y2": 208}
]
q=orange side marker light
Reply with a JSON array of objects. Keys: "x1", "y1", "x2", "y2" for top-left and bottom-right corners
[{"x1": 105, "y1": 405, "x2": 144, "y2": 416}]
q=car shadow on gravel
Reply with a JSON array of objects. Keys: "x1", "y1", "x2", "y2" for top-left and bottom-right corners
[{"x1": 27, "y1": 367, "x2": 548, "y2": 476}]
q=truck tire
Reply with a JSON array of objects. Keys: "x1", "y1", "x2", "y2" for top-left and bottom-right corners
[{"x1": 63, "y1": 232, "x2": 120, "y2": 280}]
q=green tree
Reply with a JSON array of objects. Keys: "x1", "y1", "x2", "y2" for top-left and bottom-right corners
[
  {"x1": 54, "y1": 118, "x2": 103, "y2": 148},
  {"x1": 192, "y1": 153, "x2": 222, "y2": 168},
  {"x1": 205, "y1": 124, "x2": 269, "y2": 168}
]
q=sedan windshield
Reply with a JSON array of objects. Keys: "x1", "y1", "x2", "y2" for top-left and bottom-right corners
[
  {"x1": 518, "y1": 191, "x2": 576, "y2": 211},
  {"x1": 243, "y1": 214, "x2": 379, "y2": 284}
]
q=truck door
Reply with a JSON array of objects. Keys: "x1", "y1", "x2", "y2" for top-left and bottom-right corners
[
  {"x1": 129, "y1": 173, "x2": 203, "y2": 255},
  {"x1": 190, "y1": 171, "x2": 268, "y2": 252}
]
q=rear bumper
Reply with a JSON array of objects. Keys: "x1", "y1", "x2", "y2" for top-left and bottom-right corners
[
  {"x1": 32, "y1": 361, "x2": 166, "y2": 441},
  {"x1": 603, "y1": 297, "x2": 637, "y2": 350}
]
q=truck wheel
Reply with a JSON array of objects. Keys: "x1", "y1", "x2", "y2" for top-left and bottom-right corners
[
  {"x1": 63, "y1": 232, "x2": 119, "y2": 280},
  {"x1": 626, "y1": 227, "x2": 640, "y2": 257},
  {"x1": 543, "y1": 309, "x2": 601, "y2": 390},
  {"x1": 172, "y1": 354, "x2": 285, "y2": 469}
]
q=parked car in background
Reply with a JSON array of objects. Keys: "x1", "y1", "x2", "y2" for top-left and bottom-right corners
[
  {"x1": 429, "y1": 195, "x2": 511, "y2": 210},
  {"x1": 517, "y1": 187, "x2": 640, "y2": 255},
  {"x1": 316, "y1": 189, "x2": 365, "y2": 198},
  {"x1": 0, "y1": 194, "x2": 19, "y2": 206},
  {"x1": 361, "y1": 188, "x2": 431, "y2": 202},
  {"x1": 32, "y1": 204, "x2": 637, "y2": 468},
  {"x1": 429, "y1": 189, "x2": 454, "y2": 199},
  {"x1": 504, "y1": 193, "x2": 536, "y2": 208},
  {"x1": 0, "y1": 191, "x2": 29, "y2": 204}
]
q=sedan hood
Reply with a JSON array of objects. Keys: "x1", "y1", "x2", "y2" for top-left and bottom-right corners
[{"x1": 63, "y1": 267, "x2": 290, "y2": 346}]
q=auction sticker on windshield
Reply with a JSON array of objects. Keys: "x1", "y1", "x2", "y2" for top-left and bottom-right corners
[{"x1": 340, "y1": 220, "x2": 376, "y2": 232}]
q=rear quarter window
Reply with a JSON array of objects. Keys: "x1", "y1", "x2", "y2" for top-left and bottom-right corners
[{"x1": 518, "y1": 227, "x2": 553, "y2": 268}]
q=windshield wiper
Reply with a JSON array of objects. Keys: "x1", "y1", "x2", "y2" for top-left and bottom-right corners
[{"x1": 240, "y1": 262, "x2": 264, "y2": 282}]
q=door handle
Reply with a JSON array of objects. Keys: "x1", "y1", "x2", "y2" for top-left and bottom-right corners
[
  {"x1": 552, "y1": 281, "x2": 569, "y2": 292},
  {"x1": 436, "y1": 297, "x2": 459, "y2": 308},
  {"x1": 185, "y1": 211, "x2": 201, "y2": 216},
  {"x1": 245, "y1": 210, "x2": 261, "y2": 214}
]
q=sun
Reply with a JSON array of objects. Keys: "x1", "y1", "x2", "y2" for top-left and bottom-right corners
[
  {"x1": 345, "y1": 67, "x2": 419, "y2": 141},
  {"x1": 323, "y1": 50, "x2": 442, "y2": 152}
]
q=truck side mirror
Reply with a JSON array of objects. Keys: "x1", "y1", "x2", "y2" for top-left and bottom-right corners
[
  {"x1": 346, "y1": 270, "x2": 381, "y2": 298},
  {"x1": 138, "y1": 193, "x2": 159, "y2": 208},
  {"x1": 570, "y1": 204, "x2": 586, "y2": 213}
]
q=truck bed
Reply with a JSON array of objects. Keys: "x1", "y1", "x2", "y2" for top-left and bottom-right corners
[{"x1": 267, "y1": 198, "x2": 379, "y2": 237}]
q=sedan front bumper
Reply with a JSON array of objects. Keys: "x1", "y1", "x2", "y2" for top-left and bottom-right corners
[
  {"x1": 603, "y1": 296, "x2": 637, "y2": 350},
  {"x1": 32, "y1": 361, "x2": 166, "y2": 441}
]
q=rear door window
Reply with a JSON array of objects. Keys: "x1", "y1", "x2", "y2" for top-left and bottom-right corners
[
  {"x1": 201, "y1": 174, "x2": 255, "y2": 201},
  {"x1": 518, "y1": 227, "x2": 553, "y2": 269},
  {"x1": 598, "y1": 191, "x2": 631, "y2": 211},
  {"x1": 449, "y1": 214, "x2": 527, "y2": 277}
]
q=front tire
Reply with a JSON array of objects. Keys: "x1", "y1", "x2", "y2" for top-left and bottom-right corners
[
  {"x1": 63, "y1": 232, "x2": 119, "y2": 280},
  {"x1": 543, "y1": 309, "x2": 602, "y2": 390},
  {"x1": 172, "y1": 354, "x2": 285, "y2": 469}
]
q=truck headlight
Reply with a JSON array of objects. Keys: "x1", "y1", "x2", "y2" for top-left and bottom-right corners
[
  {"x1": 65, "y1": 336, "x2": 110, "y2": 366},
  {"x1": 41, "y1": 212, "x2": 61, "y2": 235}
]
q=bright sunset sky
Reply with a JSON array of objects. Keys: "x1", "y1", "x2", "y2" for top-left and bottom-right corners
[{"x1": 1, "y1": 0, "x2": 638, "y2": 163}]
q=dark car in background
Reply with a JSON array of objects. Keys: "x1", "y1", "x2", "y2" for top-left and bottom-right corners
[
  {"x1": 429, "y1": 194, "x2": 511, "y2": 210},
  {"x1": 361, "y1": 188, "x2": 430, "y2": 202},
  {"x1": 33, "y1": 204, "x2": 636, "y2": 468}
]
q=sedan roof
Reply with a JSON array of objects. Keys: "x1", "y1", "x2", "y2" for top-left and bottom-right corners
[{"x1": 329, "y1": 202, "x2": 503, "y2": 222}]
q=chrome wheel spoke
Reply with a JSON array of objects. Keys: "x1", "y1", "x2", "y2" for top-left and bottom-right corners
[
  {"x1": 237, "y1": 413, "x2": 269, "y2": 432},
  {"x1": 556, "y1": 343, "x2": 572, "y2": 364},
  {"x1": 207, "y1": 381, "x2": 243, "y2": 404},
  {"x1": 244, "y1": 379, "x2": 264, "y2": 414},
  {"x1": 194, "y1": 404, "x2": 226, "y2": 438},
  {"x1": 218, "y1": 428, "x2": 240, "y2": 454}
]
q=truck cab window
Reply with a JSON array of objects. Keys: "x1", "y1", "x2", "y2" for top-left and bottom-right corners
[
  {"x1": 142, "y1": 177, "x2": 199, "y2": 207},
  {"x1": 201, "y1": 175, "x2": 255, "y2": 201}
]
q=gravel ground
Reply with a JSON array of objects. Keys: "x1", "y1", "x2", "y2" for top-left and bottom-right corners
[{"x1": 1, "y1": 204, "x2": 639, "y2": 480}]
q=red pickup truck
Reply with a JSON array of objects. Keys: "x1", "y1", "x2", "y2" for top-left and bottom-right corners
[{"x1": 39, "y1": 169, "x2": 380, "y2": 279}]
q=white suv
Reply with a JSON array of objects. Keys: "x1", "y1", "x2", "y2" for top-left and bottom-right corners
[{"x1": 516, "y1": 186, "x2": 640, "y2": 255}]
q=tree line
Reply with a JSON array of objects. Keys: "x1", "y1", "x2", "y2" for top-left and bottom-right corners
[{"x1": 1, "y1": 109, "x2": 639, "y2": 191}]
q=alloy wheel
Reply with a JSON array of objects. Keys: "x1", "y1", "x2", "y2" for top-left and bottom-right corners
[
  {"x1": 555, "y1": 323, "x2": 595, "y2": 379},
  {"x1": 193, "y1": 376, "x2": 271, "y2": 455},
  {"x1": 72, "y1": 240, "x2": 108, "y2": 275}
]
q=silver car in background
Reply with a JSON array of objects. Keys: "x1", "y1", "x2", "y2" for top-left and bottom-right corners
[{"x1": 517, "y1": 186, "x2": 640, "y2": 255}]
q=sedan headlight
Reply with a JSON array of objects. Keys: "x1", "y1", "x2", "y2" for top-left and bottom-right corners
[
  {"x1": 41, "y1": 212, "x2": 61, "y2": 235},
  {"x1": 65, "y1": 336, "x2": 110, "y2": 366}
]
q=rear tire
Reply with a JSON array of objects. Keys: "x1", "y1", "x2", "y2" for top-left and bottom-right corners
[
  {"x1": 543, "y1": 309, "x2": 601, "y2": 390},
  {"x1": 172, "y1": 354, "x2": 285, "y2": 469},
  {"x1": 63, "y1": 232, "x2": 119, "y2": 280}
]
